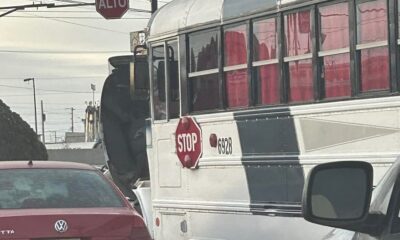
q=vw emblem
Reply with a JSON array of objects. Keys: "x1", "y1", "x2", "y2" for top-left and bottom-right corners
[{"x1": 54, "y1": 220, "x2": 68, "y2": 233}]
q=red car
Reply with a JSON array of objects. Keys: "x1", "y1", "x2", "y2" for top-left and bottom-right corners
[{"x1": 0, "y1": 161, "x2": 151, "y2": 240}]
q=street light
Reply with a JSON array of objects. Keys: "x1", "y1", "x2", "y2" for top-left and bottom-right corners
[
  {"x1": 91, "y1": 83, "x2": 96, "y2": 105},
  {"x1": 23, "y1": 78, "x2": 38, "y2": 135}
]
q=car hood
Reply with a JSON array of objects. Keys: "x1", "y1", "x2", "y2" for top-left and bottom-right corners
[{"x1": 0, "y1": 208, "x2": 150, "y2": 240}]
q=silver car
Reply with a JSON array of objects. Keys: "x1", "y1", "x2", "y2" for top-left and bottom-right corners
[{"x1": 302, "y1": 158, "x2": 399, "y2": 240}]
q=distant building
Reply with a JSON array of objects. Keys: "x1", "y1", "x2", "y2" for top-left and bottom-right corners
[{"x1": 65, "y1": 132, "x2": 85, "y2": 143}]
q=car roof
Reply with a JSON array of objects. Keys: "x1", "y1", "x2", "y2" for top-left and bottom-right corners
[{"x1": 0, "y1": 161, "x2": 97, "y2": 170}]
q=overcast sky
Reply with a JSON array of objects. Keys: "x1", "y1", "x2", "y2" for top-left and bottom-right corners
[{"x1": 0, "y1": 0, "x2": 169, "y2": 143}]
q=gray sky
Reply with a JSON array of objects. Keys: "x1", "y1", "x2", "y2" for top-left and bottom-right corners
[{"x1": 0, "y1": 0, "x2": 168, "y2": 143}]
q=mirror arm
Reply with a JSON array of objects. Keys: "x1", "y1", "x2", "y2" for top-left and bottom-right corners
[
  {"x1": 326, "y1": 213, "x2": 383, "y2": 236},
  {"x1": 358, "y1": 213, "x2": 385, "y2": 236}
]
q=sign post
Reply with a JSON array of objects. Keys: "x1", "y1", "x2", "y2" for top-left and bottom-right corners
[
  {"x1": 96, "y1": 0, "x2": 129, "y2": 19},
  {"x1": 175, "y1": 117, "x2": 202, "y2": 169}
]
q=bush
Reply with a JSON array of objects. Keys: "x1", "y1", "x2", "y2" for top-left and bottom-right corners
[{"x1": 0, "y1": 100, "x2": 48, "y2": 160}]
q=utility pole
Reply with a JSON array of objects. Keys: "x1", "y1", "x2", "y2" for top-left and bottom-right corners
[
  {"x1": 24, "y1": 78, "x2": 37, "y2": 135},
  {"x1": 151, "y1": 0, "x2": 158, "y2": 13},
  {"x1": 91, "y1": 84, "x2": 96, "y2": 105},
  {"x1": 67, "y1": 107, "x2": 75, "y2": 133},
  {"x1": 41, "y1": 100, "x2": 46, "y2": 143}
]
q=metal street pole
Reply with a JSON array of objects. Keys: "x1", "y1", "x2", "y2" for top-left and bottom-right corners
[
  {"x1": 72, "y1": 107, "x2": 74, "y2": 133},
  {"x1": 66, "y1": 107, "x2": 75, "y2": 133},
  {"x1": 91, "y1": 83, "x2": 96, "y2": 105},
  {"x1": 24, "y1": 78, "x2": 38, "y2": 135},
  {"x1": 41, "y1": 100, "x2": 45, "y2": 143}
]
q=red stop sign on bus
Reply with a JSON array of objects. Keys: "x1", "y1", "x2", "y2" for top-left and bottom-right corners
[
  {"x1": 175, "y1": 117, "x2": 202, "y2": 169},
  {"x1": 96, "y1": 0, "x2": 129, "y2": 19}
]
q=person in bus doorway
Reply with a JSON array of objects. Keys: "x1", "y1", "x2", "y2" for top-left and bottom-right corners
[{"x1": 101, "y1": 64, "x2": 141, "y2": 199}]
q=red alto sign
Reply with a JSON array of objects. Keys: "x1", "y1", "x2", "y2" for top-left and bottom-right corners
[
  {"x1": 96, "y1": 0, "x2": 129, "y2": 19},
  {"x1": 175, "y1": 117, "x2": 202, "y2": 169}
]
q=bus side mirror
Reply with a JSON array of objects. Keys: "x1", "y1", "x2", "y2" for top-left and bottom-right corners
[
  {"x1": 130, "y1": 55, "x2": 149, "y2": 100},
  {"x1": 302, "y1": 161, "x2": 373, "y2": 232}
]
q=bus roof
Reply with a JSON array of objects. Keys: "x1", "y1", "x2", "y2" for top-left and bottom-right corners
[{"x1": 148, "y1": 0, "x2": 302, "y2": 39}]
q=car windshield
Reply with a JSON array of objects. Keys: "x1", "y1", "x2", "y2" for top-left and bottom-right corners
[
  {"x1": 370, "y1": 161, "x2": 399, "y2": 215},
  {"x1": 0, "y1": 168, "x2": 125, "y2": 209}
]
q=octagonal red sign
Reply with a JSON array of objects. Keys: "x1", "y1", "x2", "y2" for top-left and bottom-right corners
[
  {"x1": 175, "y1": 117, "x2": 202, "y2": 169},
  {"x1": 96, "y1": 0, "x2": 129, "y2": 19}
]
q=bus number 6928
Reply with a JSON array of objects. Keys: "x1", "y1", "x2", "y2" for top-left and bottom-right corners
[{"x1": 218, "y1": 137, "x2": 232, "y2": 155}]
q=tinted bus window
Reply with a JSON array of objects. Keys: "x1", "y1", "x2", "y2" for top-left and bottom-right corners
[
  {"x1": 253, "y1": 17, "x2": 279, "y2": 105},
  {"x1": 224, "y1": 24, "x2": 249, "y2": 108},
  {"x1": 224, "y1": 25, "x2": 248, "y2": 66},
  {"x1": 188, "y1": 29, "x2": 221, "y2": 112},
  {"x1": 190, "y1": 74, "x2": 220, "y2": 111},
  {"x1": 152, "y1": 46, "x2": 166, "y2": 120},
  {"x1": 285, "y1": 10, "x2": 313, "y2": 103},
  {"x1": 323, "y1": 54, "x2": 351, "y2": 98},
  {"x1": 319, "y1": 3, "x2": 351, "y2": 99},
  {"x1": 288, "y1": 59, "x2": 313, "y2": 102},
  {"x1": 357, "y1": 0, "x2": 387, "y2": 44},
  {"x1": 167, "y1": 41, "x2": 180, "y2": 119},
  {"x1": 360, "y1": 47, "x2": 389, "y2": 92},
  {"x1": 189, "y1": 30, "x2": 219, "y2": 72},
  {"x1": 285, "y1": 10, "x2": 312, "y2": 57},
  {"x1": 356, "y1": 0, "x2": 389, "y2": 92},
  {"x1": 320, "y1": 3, "x2": 349, "y2": 51}
]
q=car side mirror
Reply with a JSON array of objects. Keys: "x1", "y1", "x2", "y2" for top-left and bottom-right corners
[{"x1": 302, "y1": 161, "x2": 373, "y2": 232}]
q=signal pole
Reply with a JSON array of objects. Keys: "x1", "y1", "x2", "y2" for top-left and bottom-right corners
[
  {"x1": 67, "y1": 107, "x2": 75, "y2": 132},
  {"x1": 23, "y1": 78, "x2": 37, "y2": 135},
  {"x1": 41, "y1": 100, "x2": 45, "y2": 143}
]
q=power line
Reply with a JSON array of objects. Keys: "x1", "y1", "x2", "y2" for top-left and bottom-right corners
[
  {"x1": 50, "y1": 0, "x2": 91, "y2": 4},
  {"x1": 1, "y1": 92, "x2": 93, "y2": 97},
  {"x1": 5, "y1": 102, "x2": 88, "y2": 106},
  {"x1": 4, "y1": 15, "x2": 149, "y2": 19},
  {"x1": 0, "y1": 84, "x2": 31, "y2": 90},
  {"x1": 22, "y1": 12, "x2": 129, "y2": 34},
  {"x1": 0, "y1": 76, "x2": 103, "y2": 79},
  {"x1": 0, "y1": 83, "x2": 94, "y2": 93},
  {"x1": 0, "y1": 49, "x2": 128, "y2": 54},
  {"x1": 0, "y1": 10, "x2": 94, "y2": 13},
  {"x1": 0, "y1": 9, "x2": 151, "y2": 13}
]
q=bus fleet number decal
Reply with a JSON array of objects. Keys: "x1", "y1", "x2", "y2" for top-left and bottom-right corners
[{"x1": 218, "y1": 137, "x2": 232, "y2": 155}]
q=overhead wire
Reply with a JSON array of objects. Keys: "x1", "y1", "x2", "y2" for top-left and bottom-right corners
[
  {"x1": 0, "y1": 49, "x2": 128, "y2": 54},
  {"x1": 19, "y1": 12, "x2": 129, "y2": 35},
  {"x1": 0, "y1": 83, "x2": 94, "y2": 93},
  {"x1": 0, "y1": 76, "x2": 103, "y2": 79},
  {"x1": 4, "y1": 16, "x2": 149, "y2": 19}
]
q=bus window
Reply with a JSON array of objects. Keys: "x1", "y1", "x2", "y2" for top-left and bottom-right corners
[
  {"x1": 188, "y1": 29, "x2": 220, "y2": 112},
  {"x1": 284, "y1": 10, "x2": 314, "y2": 103},
  {"x1": 189, "y1": 30, "x2": 218, "y2": 72},
  {"x1": 319, "y1": 2, "x2": 351, "y2": 99},
  {"x1": 356, "y1": 0, "x2": 389, "y2": 92},
  {"x1": 398, "y1": 0, "x2": 400, "y2": 40},
  {"x1": 224, "y1": 24, "x2": 249, "y2": 108},
  {"x1": 253, "y1": 17, "x2": 280, "y2": 105},
  {"x1": 152, "y1": 45, "x2": 166, "y2": 120},
  {"x1": 167, "y1": 41, "x2": 179, "y2": 119}
]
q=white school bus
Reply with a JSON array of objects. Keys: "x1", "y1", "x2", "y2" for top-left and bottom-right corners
[{"x1": 101, "y1": 0, "x2": 400, "y2": 239}]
